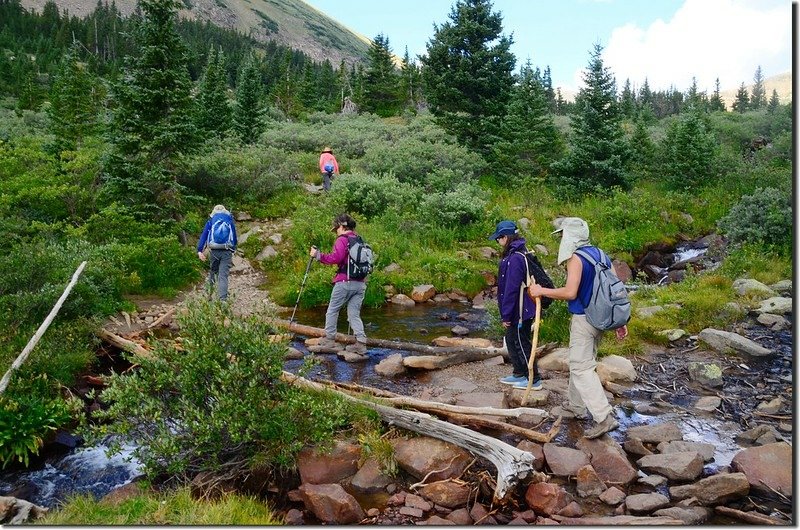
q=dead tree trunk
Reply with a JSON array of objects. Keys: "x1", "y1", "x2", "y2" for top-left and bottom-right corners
[{"x1": 281, "y1": 371, "x2": 541, "y2": 501}]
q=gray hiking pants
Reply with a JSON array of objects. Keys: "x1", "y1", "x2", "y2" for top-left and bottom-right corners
[
  {"x1": 322, "y1": 171, "x2": 334, "y2": 191},
  {"x1": 324, "y1": 281, "x2": 367, "y2": 343},
  {"x1": 208, "y1": 249, "x2": 234, "y2": 300}
]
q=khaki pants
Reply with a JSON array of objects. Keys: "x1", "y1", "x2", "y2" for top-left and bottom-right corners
[{"x1": 567, "y1": 314, "x2": 613, "y2": 422}]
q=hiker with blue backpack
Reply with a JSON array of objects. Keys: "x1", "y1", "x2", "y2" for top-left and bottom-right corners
[
  {"x1": 309, "y1": 213, "x2": 373, "y2": 354},
  {"x1": 528, "y1": 217, "x2": 631, "y2": 439},
  {"x1": 489, "y1": 220, "x2": 553, "y2": 392},
  {"x1": 319, "y1": 146, "x2": 339, "y2": 192},
  {"x1": 197, "y1": 204, "x2": 238, "y2": 301}
]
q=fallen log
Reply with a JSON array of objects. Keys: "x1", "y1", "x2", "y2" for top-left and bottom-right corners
[
  {"x1": 327, "y1": 380, "x2": 547, "y2": 419},
  {"x1": 96, "y1": 329, "x2": 153, "y2": 359},
  {"x1": 273, "y1": 318, "x2": 509, "y2": 359},
  {"x1": 714, "y1": 506, "x2": 787, "y2": 525},
  {"x1": 403, "y1": 342, "x2": 556, "y2": 370},
  {"x1": 551, "y1": 515, "x2": 683, "y2": 525},
  {"x1": 281, "y1": 371, "x2": 541, "y2": 501}
]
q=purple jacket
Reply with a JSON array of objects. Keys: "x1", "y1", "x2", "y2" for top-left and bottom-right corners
[
  {"x1": 318, "y1": 231, "x2": 365, "y2": 283},
  {"x1": 497, "y1": 238, "x2": 536, "y2": 324}
]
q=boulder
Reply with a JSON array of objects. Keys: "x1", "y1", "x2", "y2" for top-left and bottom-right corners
[
  {"x1": 668, "y1": 472, "x2": 750, "y2": 505},
  {"x1": 657, "y1": 440, "x2": 715, "y2": 462},
  {"x1": 623, "y1": 438, "x2": 653, "y2": 457},
  {"x1": 769, "y1": 280, "x2": 792, "y2": 295},
  {"x1": 455, "y1": 392, "x2": 506, "y2": 411},
  {"x1": 756, "y1": 313, "x2": 790, "y2": 331},
  {"x1": 432, "y1": 336, "x2": 493, "y2": 348},
  {"x1": 687, "y1": 362, "x2": 724, "y2": 388},
  {"x1": 517, "y1": 441, "x2": 545, "y2": 471},
  {"x1": 612, "y1": 260, "x2": 633, "y2": 283},
  {"x1": 538, "y1": 347, "x2": 569, "y2": 371},
  {"x1": 297, "y1": 483, "x2": 365, "y2": 524},
  {"x1": 524, "y1": 482, "x2": 570, "y2": 516},
  {"x1": 450, "y1": 325, "x2": 470, "y2": 336},
  {"x1": 393, "y1": 438, "x2": 471, "y2": 481},
  {"x1": 297, "y1": 441, "x2": 360, "y2": 484},
  {"x1": 478, "y1": 247, "x2": 497, "y2": 259},
  {"x1": 256, "y1": 245, "x2": 278, "y2": 261},
  {"x1": 234, "y1": 211, "x2": 252, "y2": 221},
  {"x1": 637, "y1": 452, "x2": 704, "y2": 481},
  {"x1": 653, "y1": 507, "x2": 710, "y2": 524},
  {"x1": 658, "y1": 329, "x2": 686, "y2": 342},
  {"x1": 596, "y1": 355, "x2": 637, "y2": 383},
  {"x1": 405, "y1": 493, "x2": 432, "y2": 512},
  {"x1": 737, "y1": 424, "x2": 782, "y2": 445},
  {"x1": 350, "y1": 458, "x2": 393, "y2": 493},
  {"x1": 411, "y1": 285, "x2": 437, "y2": 303},
  {"x1": 732, "y1": 278, "x2": 775, "y2": 297},
  {"x1": 391, "y1": 294, "x2": 416, "y2": 307},
  {"x1": 542, "y1": 444, "x2": 590, "y2": 476},
  {"x1": 375, "y1": 353, "x2": 406, "y2": 377},
  {"x1": 268, "y1": 233, "x2": 282, "y2": 244},
  {"x1": 576, "y1": 465, "x2": 607, "y2": 498},
  {"x1": 399, "y1": 506, "x2": 424, "y2": 518},
  {"x1": 698, "y1": 328, "x2": 771, "y2": 357},
  {"x1": 626, "y1": 422, "x2": 683, "y2": 444},
  {"x1": 756, "y1": 397, "x2": 784, "y2": 414},
  {"x1": 534, "y1": 244, "x2": 549, "y2": 256},
  {"x1": 419, "y1": 481, "x2": 471, "y2": 509},
  {"x1": 576, "y1": 437, "x2": 638, "y2": 485},
  {"x1": 625, "y1": 493, "x2": 670, "y2": 514},
  {"x1": 517, "y1": 217, "x2": 530, "y2": 230},
  {"x1": 730, "y1": 442, "x2": 792, "y2": 497},
  {"x1": 284, "y1": 508, "x2": 304, "y2": 525},
  {"x1": 755, "y1": 296, "x2": 792, "y2": 315}
]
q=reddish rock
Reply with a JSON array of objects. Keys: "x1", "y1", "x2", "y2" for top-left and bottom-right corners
[
  {"x1": 577, "y1": 437, "x2": 638, "y2": 485},
  {"x1": 420, "y1": 515, "x2": 455, "y2": 525},
  {"x1": 446, "y1": 507, "x2": 473, "y2": 525},
  {"x1": 411, "y1": 284, "x2": 436, "y2": 303},
  {"x1": 612, "y1": 260, "x2": 633, "y2": 282},
  {"x1": 419, "y1": 481, "x2": 470, "y2": 509},
  {"x1": 350, "y1": 458, "x2": 392, "y2": 493},
  {"x1": 554, "y1": 515, "x2": 683, "y2": 525},
  {"x1": 599, "y1": 486, "x2": 626, "y2": 506},
  {"x1": 387, "y1": 491, "x2": 406, "y2": 506},
  {"x1": 287, "y1": 489, "x2": 303, "y2": 502},
  {"x1": 557, "y1": 501, "x2": 584, "y2": 517},
  {"x1": 623, "y1": 438, "x2": 653, "y2": 457},
  {"x1": 508, "y1": 516, "x2": 528, "y2": 525},
  {"x1": 543, "y1": 443, "x2": 590, "y2": 476},
  {"x1": 730, "y1": 442, "x2": 792, "y2": 497},
  {"x1": 298, "y1": 483, "x2": 365, "y2": 524},
  {"x1": 517, "y1": 441, "x2": 545, "y2": 471},
  {"x1": 525, "y1": 482, "x2": 571, "y2": 516},
  {"x1": 405, "y1": 493, "x2": 432, "y2": 512},
  {"x1": 284, "y1": 508, "x2": 304, "y2": 525},
  {"x1": 470, "y1": 502, "x2": 497, "y2": 524},
  {"x1": 399, "y1": 506, "x2": 424, "y2": 518},
  {"x1": 513, "y1": 509, "x2": 537, "y2": 523},
  {"x1": 297, "y1": 441, "x2": 360, "y2": 485},
  {"x1": 625, "y1": 493, "x2": 670, "y2": 513},
  {"x1": 576, "y1": 465, "x2": 607, "y2": 498},
  {"x1": 626, "y1": 423, "x2": 683, "y2": 443},
  {"x1": 393, "y1": 438, "x2": 471, "y2": 481},
  {"x1": 101, "y1": 482, "x2": 144, "y2": 505}
]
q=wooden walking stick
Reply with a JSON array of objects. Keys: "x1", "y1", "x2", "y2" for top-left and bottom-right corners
[{"x1": 520, "y1": 256, "x2": 542, "y2": 406}]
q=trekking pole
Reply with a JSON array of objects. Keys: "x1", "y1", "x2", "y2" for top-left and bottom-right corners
[
  {"x1": 290, "y1": 252, "x2": 315, "y2": 324},
  {"x1": 521, "y1": 280, "x2": 542, "y2": 406}
]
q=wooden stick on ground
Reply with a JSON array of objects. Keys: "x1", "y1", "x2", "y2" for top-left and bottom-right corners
[
  {"x1": 714, "y1": 506, "x2": 787, "y2": 525},
  {"x1": 96, "y1": 329, "x2": 153, "y2": 359},
  {"x1": 281, "y1": 371, "x2": 540, "y2": 501},
  {"x1": 0, "y1": 261, "x2": 87, "y2": 394}
]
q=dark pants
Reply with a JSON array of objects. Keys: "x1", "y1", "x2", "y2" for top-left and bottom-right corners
[
  {"x1": 505, "y1": 318, "x2": 541, "y2": 381},
  {"x1": 208, "y1": 249, "x2": 233, "y2": 300},
  {"x1": 322, "y1": 171, "x2": 334, "y2": 191}
]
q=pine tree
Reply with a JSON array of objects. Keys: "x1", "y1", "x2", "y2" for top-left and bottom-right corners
[
  {"x1": 48, "y1": 41, "x2": 105, "y2": 150},
  {"x1": 620, "y1": 78, "x2": 636, "y2": 119},
  {"x1": 732, "y1": 82, "x2": 749, "y2": 113},
  {"x1": 549, "y1": 43, "x2": 630, "y2": 196},
  {"x1": 627, "y1": 113, "x2": 655, "y2": 177},
  {"x1": 362, "y1": 34, "x2": 401, "y2": 116},
  {"x1": 660, "y1": 106, "x2": 719, "y2": 190},
  {"x1": 399, "y1": 46, "x2": 422, "y2": 111},
  {"x1": 492, "y1": 60, "x2": 563, "y2": 180},
  {"x1": 637, "y1": 77, "x2": 655, "y2": 123},
  {"x1": 103, "y1": 0, "x2": 198, "y2": 224},
  {"x1": 767, "y1": 89, "x2": 780, "y2": 113},
  {"x1": 420, "y1": 0, "x2": 515, "y2": 153},
  {"x1": 750, "y1": 65, "x2": 767, "y2": 109},
  {"x1": 542, "y1": 66, "x2": 556, "y2": 113},
  {"x1": 195, "y1": 46, "x2": 232, "y2": 137},
  {"x1": 555, "y1": 88, "x2": 567, "y2": 115},
  {"x1": 708, "y1": 77, "x2": 726, "y2": 112},
  {"x1": 233, "y1": 53, "x2": 264, "y2": 144},
  {"x1": 272, "y1": 49, "x2": 302, "y2": 118}
]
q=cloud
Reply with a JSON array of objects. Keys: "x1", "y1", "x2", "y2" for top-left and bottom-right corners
[{"x1": 598, "y1": 0, "x2": 790, "y2": 93}]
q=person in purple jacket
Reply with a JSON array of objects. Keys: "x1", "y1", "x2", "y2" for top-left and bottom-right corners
[
  {"x1": 309, "y1": 213, "x2": 368, "y2": 354},
  {"x1": 489, "y1": 220, "x2": 543, "y2": 390}
]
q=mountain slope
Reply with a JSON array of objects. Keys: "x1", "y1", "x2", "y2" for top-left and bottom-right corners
[
  {"x1": 20, "y1": 0, "x2": 371, "y2": 65},
  {"x1": 719, "y1": 71, "x2": 791, "y2": 109}
]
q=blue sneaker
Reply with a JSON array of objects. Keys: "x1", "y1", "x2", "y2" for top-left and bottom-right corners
[
  {"x1": 513, "y1": 378, "x2": 543, "y2": 390},
  {"x1": 500, "y1": 375, "x2": 528, "y2": 386}
]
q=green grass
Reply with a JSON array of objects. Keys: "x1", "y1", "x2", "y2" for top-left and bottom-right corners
[{"x1": 38, "y1": 486, "x2": 281, "y2": 525}]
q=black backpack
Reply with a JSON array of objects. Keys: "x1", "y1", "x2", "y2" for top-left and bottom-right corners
[{"x1": 515, "y1": 251, "x2": 554, "y2": 311}]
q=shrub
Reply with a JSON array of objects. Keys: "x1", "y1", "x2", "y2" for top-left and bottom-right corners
[
  {"x1": 419, "y1": 184, "x2": 487, "y2": 227},
  {"x1": 717, "y1": 187, "x2": 791, "y2": 251},
  {"x1": 90, "y1": 298, "x2": 371, "y2": 479},
  {"x1": 328, "y1": 172, "x2": 419, "y2": 219}
]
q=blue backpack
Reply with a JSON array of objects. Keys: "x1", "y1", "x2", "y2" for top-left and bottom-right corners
[
  {"x1": 208, "y1": 213, "x2": 234, "y2": 250},
  {"x1": 323, "y1": 163, "x2": 335, "y2": 174}
]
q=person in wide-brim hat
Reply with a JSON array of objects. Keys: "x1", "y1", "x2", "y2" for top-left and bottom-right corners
[{"x1": 319, "y1": 147, "x2": 339, "y2": 191}]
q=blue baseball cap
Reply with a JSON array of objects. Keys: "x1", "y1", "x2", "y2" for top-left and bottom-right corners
[{"x1": 488, "y1": 220, "x2": 518, "y2": 241}]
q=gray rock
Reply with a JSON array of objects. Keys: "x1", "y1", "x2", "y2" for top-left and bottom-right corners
[
  {"x1": 637, "y1": 452, "x2": 704, "y2": 481},
  {"x1": 755, "y1": 296, "x2": 792, "y2": 315},
  {"x1": 737, "y1": 424, "x2": 782, "y2": 445},
  {"x1": 598, "y1": 486, "x2": 626, "y2": 505},
  {"x1": 534, "y1": 244, "x2": 549, "y2": 256},
  {"x1": 350, "y1": 459, "x2": 393, "y2": 493},
  {"x1": 756, "y1": 397, "x2": 784, "y2": 414},
  {"x1": 623, "y1": 438, "x2": 653, "y2": 457},
  {"x1": 769, "y1": 280, "x2": 792, "y2": 295},
  {"x1": 625, "y1": 492, "x2": 670, "y2": 513},
  {"x1": 375, "y1": 354, "x2": 406, "y2": 377},
  {"x1": 756, "y1": 313, "x2": 790, "y2": 331},
  {"x1": 694, "y1": 396, "x2": 721, "y2": 412},
  {"x1": 657, "y1": 441, "x2": 715, "y2": 462},
  {"x1": 687, "y1": 362, "x2": 724, "y2": 388},
  {"x1": 596, "y1": 354, "x2": 637, "y2": 383},
  {"x1": 626, "y1": 423, "x2": 683, "y2": 443},
  {"x1": 268, "y1": 233, "x2": 283, "y2": 244},
  {"x1": 450, "y1": 325, "x2": 470, "y2": 336},
  {"x1": 636, "y1": 306, "x2": 664, "y2": 318},
  {"x1": 256, "y1": 245, "x2": 278, "y2": 261},
  {"x1": 543, "y1": 444, "x2": 590, "y2": 477},
  {"x1": 538, "y1": 347, "x2": 569, "y2": 371},
  {"x1": 653, "y1": 507, "x2": 710, "y2": 524},
  {"x1": 698, "y1": 328, "x2": 771, "y2": 357},
  {"x1": 638, "y1": 474, "x2": 667, "y2": 487},
  {"x1": 658, "y1": 328, "x2": 686, "y2": 342},
  {"x1": 732, "y1": 278, "x2": 775, "y2": 297},
  {"x1": 383, "y1": 263, "x2": 402, "y2": 273},
  {"x1": 517, "y1": 217, "x2": 530, "y2": 230},
  {"x1": 391, "y1": 294, "x2": 416, "y2": 307},
  {"x1": 669, "y1": 472, "x2": 750, "y2": 505}
]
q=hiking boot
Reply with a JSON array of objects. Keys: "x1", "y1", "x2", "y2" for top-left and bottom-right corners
[
  {"x1": 499, "y1": 375, "x2": 528, "y2": 386},
  {"x1": 317, "y1": 337, "x2": 339, "y2": 349},
  {"x1": 551, "y1": 401, "x2": 589, "y2": 420},
  {"x1": 584, "y1": 414, "x2": 620, "y2": 439},
  {"x1": 345, "y1": 341, "x2": 367, "y2": 354}
]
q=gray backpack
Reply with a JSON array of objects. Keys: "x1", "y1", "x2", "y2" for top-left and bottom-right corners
[{"x1": 574, "y1": 248, "x2": 631, "y2": 330}]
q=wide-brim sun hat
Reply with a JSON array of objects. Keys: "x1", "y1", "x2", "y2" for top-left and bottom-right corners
[
  {"x1": 488, "y1": 220, "x2": 518, "y2": 241},
  {"x1": 210, "y1": 204, "x2": 228, "y2": 217},
  {"x1": 322, "y1": 146, "x2": 333, "y2": 153},
  {"x1": 554, "y1": 217, "x2": 590, "y2": 265}
]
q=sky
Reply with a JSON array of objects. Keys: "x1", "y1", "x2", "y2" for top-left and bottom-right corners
[{"x1": 302, "y1": 0, "x2": 792, "y2": 95}]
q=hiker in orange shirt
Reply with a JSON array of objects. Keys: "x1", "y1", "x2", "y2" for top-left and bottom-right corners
[{"x1": 319, "y1": 146, "x2": 339, "y2": 192}]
